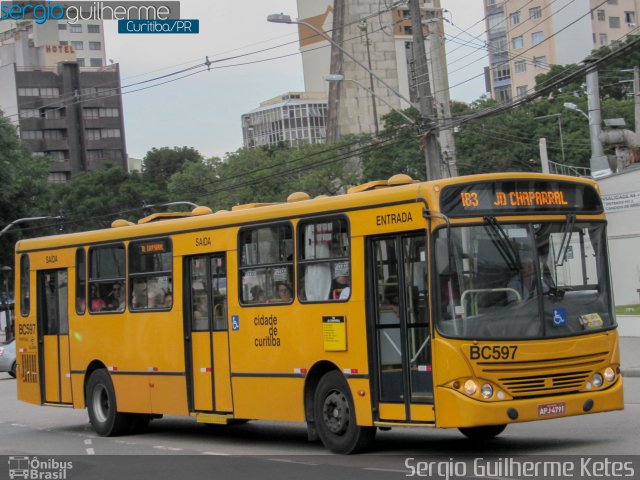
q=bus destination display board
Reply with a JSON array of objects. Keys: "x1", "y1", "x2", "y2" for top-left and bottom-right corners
[{"x1": 440, "y1": 180, "x2": 603, "y2": 217}]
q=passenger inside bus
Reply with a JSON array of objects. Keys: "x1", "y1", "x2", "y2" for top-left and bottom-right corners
[
  {"x1": 331, "y1": 274, "x2": 350, "y2": 300},
  {"x1": 274, "y1": 282, "x2": 292, "y2": 302},
  {"x1": 89, "y1": 284, "x2": 106, "y2": 312},
  {"x1": 105, "y1": 283, "x2": 124, "y2": 311}
]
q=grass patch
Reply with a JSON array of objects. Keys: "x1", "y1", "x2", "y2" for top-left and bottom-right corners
[{"x1": 616, "y1": 305, "x2": 640, "y2": 315}]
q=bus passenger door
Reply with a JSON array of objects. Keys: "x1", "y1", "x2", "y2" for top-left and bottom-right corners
[
  {"x1": 37, "y1": 269, "x2": 72, "y2": 404},
  {"x1": 184, "y1": 254, "x2": 233, "y2": 413},
  {"x1": 368, "y1": 234, "x2": 433, "y2": 423}
]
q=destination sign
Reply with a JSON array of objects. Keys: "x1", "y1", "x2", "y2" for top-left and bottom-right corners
[{"x1": 440, "y1": 180, "x2": 603, "y2": 217}]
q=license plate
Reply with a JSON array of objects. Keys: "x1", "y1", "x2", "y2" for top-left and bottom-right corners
[{"x1": 538, "y1": 402, "x2": 566, "y2": 416}]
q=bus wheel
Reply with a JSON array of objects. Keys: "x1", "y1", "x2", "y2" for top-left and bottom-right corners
[
  {"x1": 9, "y1": 362, "x2": 16, "y2": 378},
  {"x1": 458, "y1": 424, "x2": 506, "y2": 440},
  {"x1": 86, "y1": 369, "x2": 131, "y2": 436},
  {"x1": 313, "y1": 371, "x2": 376, "y2": 454}
]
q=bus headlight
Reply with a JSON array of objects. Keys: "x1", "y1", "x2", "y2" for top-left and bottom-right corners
[
  {"x1": 604, "y1": 367, "x2": 616, "y2": 382},
  {"x1": 480, "y1": 383, "x2": 494, "y2": 399},
  {"x1": 464, "y1": 380, "x2": 477, "y2": 395},
  {"x1": 592, "y1": 373, "x2": 604, "y2": 388}
]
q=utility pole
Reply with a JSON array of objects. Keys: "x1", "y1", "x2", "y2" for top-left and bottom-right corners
[
  {"x1": 584, "y1": 59, "x2": 612, "y2": 178},
  {"x1": 326, "y1": 0, "x2": 345, "y2": 143},
  {"x1": 408, "y1": 0, "x2": 442, "y2": 180},
  {"x1": 359, "y1": 21, "x2": 379, "y2": 136},
  {"x1": 427, "y1": 15, "x2": 457, "y2": 177}
]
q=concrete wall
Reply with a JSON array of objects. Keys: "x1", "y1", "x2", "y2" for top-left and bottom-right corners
[{"x1": 599, "y1": 167, "x2": 640, "y2": 306}]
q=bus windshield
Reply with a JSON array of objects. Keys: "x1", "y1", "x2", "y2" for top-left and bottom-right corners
[{"x1": 435, "y1": 220, "x2": 614, "y2": 339}]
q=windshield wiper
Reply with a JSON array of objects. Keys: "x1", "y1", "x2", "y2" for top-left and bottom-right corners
[
  {"x1": 483, "y1": 216, "x2": 519, "y2": 272},
  {"x1": 555, "y1": 214, "x2": 576, "y2": 267}
]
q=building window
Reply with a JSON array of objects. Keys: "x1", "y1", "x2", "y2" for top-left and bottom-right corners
[
  {"x1": 87, "y1": 150, "x2": 104, "y2": 160},
  {"x1": 600, "y1": 33, "x2": 608, "y2": 45},
  {"x1": 533, "y1": 55, "x2": 547, "y2": 68},
  {"x1": 89, "y1": 244, "x2": 126, "y2": 313},
  {"x1": 96, "y1": 87, "x2": 113, "y2": 97},
  {"x1": 593, "y1": 33, "x2": 597, "y2": 44},
  {"x1": 609, "y1": 16, "x2": 621, "y2": 28},
  {"x1": 48, "y1": 151, "x2": 67, "y2": 161},
  {"x1": 239, "y1": 224, "x2": 294, "y2": 305},
  {"x1": 101, "y1": 128, "x2": 121, "y2": 138},
  {"x1": 494, "y1": 85, "x2": 512, "y2": 103},
  {"x1": 43, "y1": 129, "x2": 65, "y2": 140},
  {"x1": 492, "y1": 63, "x2": 511, "y2": 81},
  {"x1": 19, "y1": 109, "x2": 39, "y2": 119},
  {"x1": 597, "y1": 9, "x2": 605, "y2": 21},
  {"x1": 83, "y1": 108, "x2": 99, "y2": 119},
  {"x1": 88, "y1": 24, "x2": 100, "y2": 33},
  {"x1": 514, "y1": 60, "x2": 527, "y2": 73},
  {"x1": 129, "y1": 238, "x2": 173, "y2": 311},
  {"x1": 58, "y1": 23, "x2": 67, "y2": 30},
  {"x1": 18, "y1": 87, "x2": 39, "y2": 96},
  {"x1": 44, "y1": 108, "x2": 63, "y2": 119},
  {"x1": 489, "y1": 37, "x2": 507, "y2": 54},
  {"x1": 40, "y1": 87, "x2": 60, "y2": 98},
  {"x1": 21, "y1": 130, "x2": 42, "y2": 140},
  {"x1": 69, "y1": 24, "x2": 82, "y2": 33},
  {"x1": 89, "y1": 42, "x2": 101, "y2": 51},
  {"x1": 71, "y1": 41, "x2": 83, "y2": 50},
  {"x1": 47, "y1": 172, "x2": 68, "y2": 183},
  {"x1": 529, "y1": 6, "x2": 542, "y2": 19},
  {"x1": 85, "y1": 129, "x2": 101, "y2": 140},
  {"x1": 487, "y1": 13, "x2": 506, "y2": 34},
  {"x1": 608, "y1": 0, "x2": 618, "y2": 4},
  {"x1": 510, "y1": 11, "x2": 520, "y2": 25},
  {"x1": 90, "y1": 58, "x2": 103, "y2": 67},
  {"x1": 100, "y1": 108, "x2": 119, "y2": 117},
  {"x1": 516, "y1": 85, "x2": 528, "y2": 97},
  {"x1": 59, "y1": 41, "x2": 68, "y2": 46},
  {"x1": 625, "y1": 11, "x2": 636, "y2": 23},
  {"x1": 512, "y1": 36, "x2": 524, "y2": 49},
  {"x1": 77, "y1": 58, "x2": 85, "y2": 67},
  {"x1": 532, "y1": 31, "x2": 544, "y2": 45},
  {"x1": 298, "y1": 217, "x2": 350, "y2": 303}
]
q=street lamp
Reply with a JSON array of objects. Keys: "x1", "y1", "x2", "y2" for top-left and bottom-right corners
[
  {"x1": 563, "y1": 102, "x2": 590, "y2": 121},
  {"x1": 267, "y1": 13, "x2": 416, "y2": 109},
  {"x1": 0, "y1": 216, "x2": 63, "y2": 240},
  {"x1": 324, "y1": 74, "x2": 416, "y2": 125}
]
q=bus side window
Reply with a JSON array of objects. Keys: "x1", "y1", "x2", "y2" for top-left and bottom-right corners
[
  {"x1": 297, "y1": 217, "x2": 350, "y2": 303},
  {"x1": 20, "y1": 254, "x2": 30, "y2": 316}
]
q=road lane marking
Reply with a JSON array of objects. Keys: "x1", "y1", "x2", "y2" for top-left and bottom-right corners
[
  {"x1": 84, "y1": 439, "x2": 92, "y2": 445},
  {"x1": 202, "y1": 452, "x2": 230, "y2": 456},
  {"x1": 363, "y1": 468, "x2": 407, "y2": 473},
  {"x1": 86, "y1": 448, "x2": 95, "y2": 455},
  {"x1": 268, "y1": 459, "x2": 319, "y2": 466}
]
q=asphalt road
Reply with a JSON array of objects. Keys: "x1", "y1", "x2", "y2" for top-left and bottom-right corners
[{"x1": 0, "y1": 374, "x2": 639, "y2": 480}]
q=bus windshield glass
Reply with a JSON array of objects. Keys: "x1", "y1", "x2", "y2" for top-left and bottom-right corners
[{"x1": 435, "y1": 221, "x2": 614, "y2": 339}]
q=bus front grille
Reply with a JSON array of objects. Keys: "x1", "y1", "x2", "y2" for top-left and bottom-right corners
[{"x1": 498, "y1": 371, "x2": 591, "y2": 397}]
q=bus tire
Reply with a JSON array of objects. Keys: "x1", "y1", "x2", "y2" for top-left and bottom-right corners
[
  {"x1": 458, "y1": 424, "x2": 506, "y2": 440},
  {"x1": 86, "y1": 369, "x2": 131, "y2": 436},
  {"x1": 9, "y1": 361, "x2": 16, "y2": 378},
  {"x1": 313, "y1": 371, "x2": 376, "y2": 454}
]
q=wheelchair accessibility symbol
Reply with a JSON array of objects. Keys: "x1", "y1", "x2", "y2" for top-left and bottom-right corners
[
  {"x1": 552, "y1": 308, "x2": 567, "y2": 327},
  {"x1": 232, "y1": 315, "x2": 240, "y2": 331}
]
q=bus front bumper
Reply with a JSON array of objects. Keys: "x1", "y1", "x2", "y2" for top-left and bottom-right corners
[{"x1": 435, "y1": 377, "x2": 624, "y2": 429}]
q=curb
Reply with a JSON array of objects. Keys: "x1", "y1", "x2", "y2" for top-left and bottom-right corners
[{"x1": 621, "y1": 369, "x2": 640, "y2": 378}]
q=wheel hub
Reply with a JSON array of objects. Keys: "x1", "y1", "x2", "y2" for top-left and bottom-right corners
[
  {"x1": 92, "y1": 384, "x2": 109, "y2": 423},
  {"x1": 322, "y1": 390, "x2": 349, "y2": 435}
]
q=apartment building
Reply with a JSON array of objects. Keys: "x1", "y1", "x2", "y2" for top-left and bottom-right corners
[{"x1": 484, "y1": 0, "x2": 639, "y2": 102}]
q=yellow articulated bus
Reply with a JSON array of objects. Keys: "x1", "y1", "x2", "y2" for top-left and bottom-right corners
[{"x1": 14, "y1": 173, "x2": 623, "y2": 453}]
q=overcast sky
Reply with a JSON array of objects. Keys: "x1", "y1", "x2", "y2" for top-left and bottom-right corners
[{"x1": 103, "y1": 1, "x2": 487, "y2": 160}]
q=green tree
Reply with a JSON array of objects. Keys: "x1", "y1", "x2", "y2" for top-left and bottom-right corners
[
  {"x1": 51, "y1": 164, "x2": 166, "y2": 231},
  {"x1": 141, "y1": 146, "x2": 202, "y2": 190},
  {"x1": 168, "y1": 140, "x2": 361, "y2": 210},
  {"x1": 0, "y1": 113, "x2": 50, "y2": 267}
]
